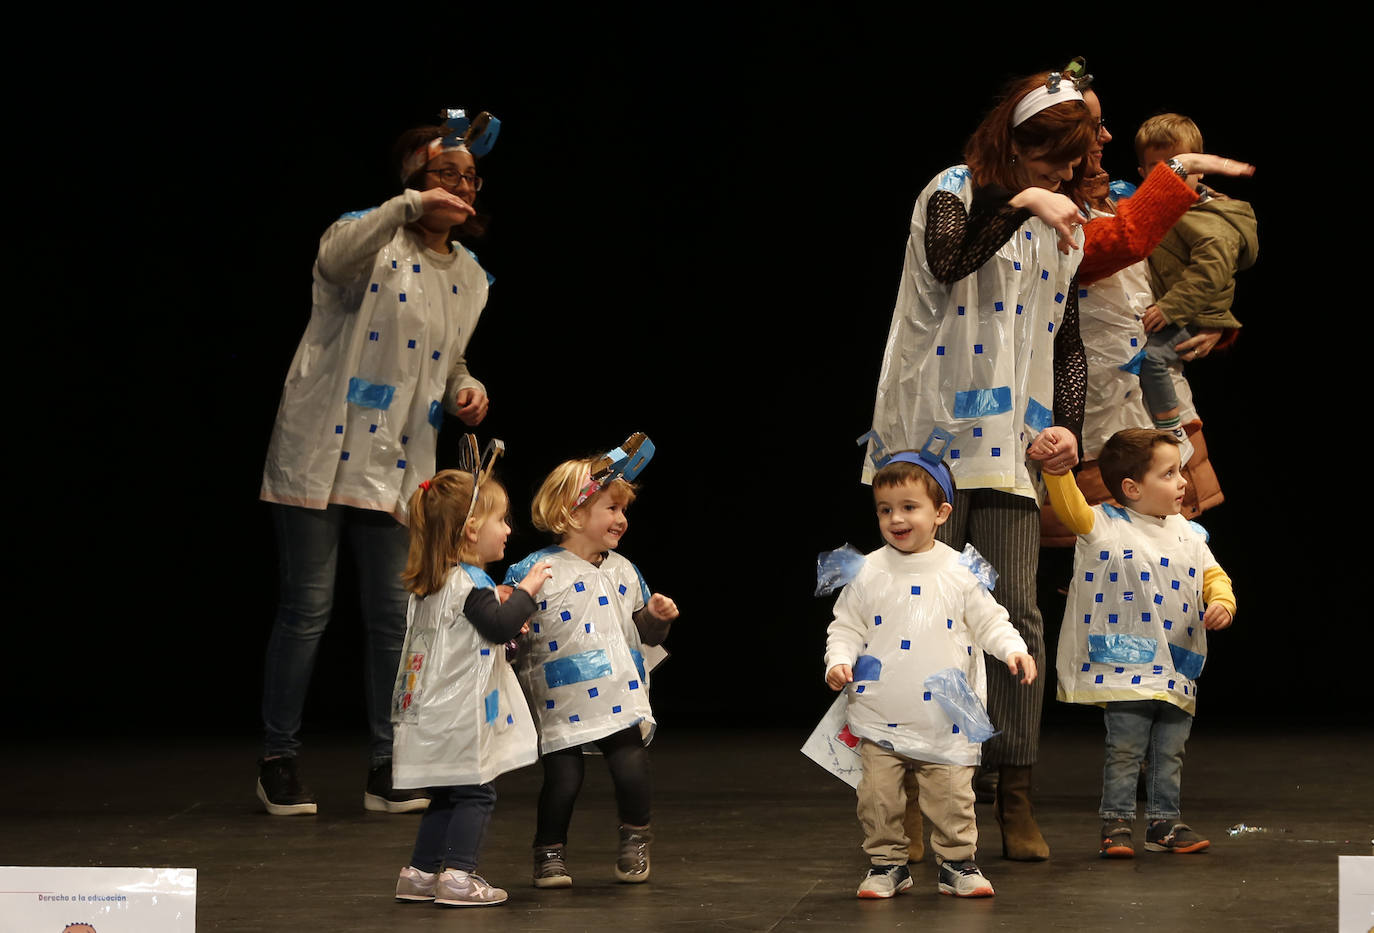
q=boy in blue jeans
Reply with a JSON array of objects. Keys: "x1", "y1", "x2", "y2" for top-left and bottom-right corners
[{"x1": 1034, "y1": 427, "x2": 1235, "y2": 856}]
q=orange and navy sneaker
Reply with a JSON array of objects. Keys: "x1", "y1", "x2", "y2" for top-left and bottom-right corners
[{"x1": 1099, "y1": 819, "x2": 1134, "y2": 858}]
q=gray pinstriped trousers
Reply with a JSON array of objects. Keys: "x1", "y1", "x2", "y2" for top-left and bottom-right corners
[{"x1": 937, "y1": 488, "x2": 1045, "y2": 766}]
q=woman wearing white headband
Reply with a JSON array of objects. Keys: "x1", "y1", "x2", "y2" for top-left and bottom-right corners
[
  {"x1": 255, "y1": 112, "x2": 500, "y2": 818},
  {"x1": 866, "y1": 68, "x2": 1097, "y2": 863}
]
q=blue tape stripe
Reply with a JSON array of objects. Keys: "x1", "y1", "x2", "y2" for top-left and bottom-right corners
[
  {"x1": 483, "y1": 689, "x2": 499, "y2": 724},
  {"x1": 347, "y1": 377, "x2": 396, "y2": 411},
  {"x1": 953, "y1": 386, "x2": 1012, "y2": 419},
  {"x1": 1024, "y1": 397, "x2": 1052, "y2": 433},
  {"x1": 543, "y1": 649, "x2": 612, "y2": 689},
  {"x1": 938, "y1": 167, "x2": 971, "y2": 193},
  {"x1": 631, "y1": 649, "x2": 646, "y2": 682}
]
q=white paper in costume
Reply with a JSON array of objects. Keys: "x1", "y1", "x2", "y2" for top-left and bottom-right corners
[
  {"x1": 391, "y1": 564, "x2": 538, "y2": 788},
  {"x1": 821, "y1": 542, "x2": 1027, "y2": 767},
  {"x1": 800, "y1": 693, "x2": 866, "y2": 788},
  {"x1": 505, "y1": 547, "x2": 656, "y2": 754},
  {"x1": 261, "y1": 191, "x2": 490, "y2": 520},
  {"x1": 1078, "y1": 230, "x2": 1200, "y2": 460},
  {"x1": 1055, "y1": 504, "x2": 1217, "y2": 715},
  {"x1": 866, "y1": 166, "x2": 1084, "y2": 495}
]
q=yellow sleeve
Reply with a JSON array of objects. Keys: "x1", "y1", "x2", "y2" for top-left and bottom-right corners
[
  {"x1": 1044, "y1": 471, "x2": 1095, "y2": 535},
  {"x1": 1202, "y1": 566, "x2": 1236, "y2": 617}
]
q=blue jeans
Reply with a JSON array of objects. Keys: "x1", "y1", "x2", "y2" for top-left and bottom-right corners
[
  {"x1": 261, "y1": 503, "x2": 410, "y2": 765},
  {"x1": 1138, "y1": 323, "x2": 1191, "y2": 418},
  {"x1": 410, "y1": 784, "x2": 497, "y2": 873},
  {"x1": 1100, "y1": 700, "x2": 1194, "y2": 821}
]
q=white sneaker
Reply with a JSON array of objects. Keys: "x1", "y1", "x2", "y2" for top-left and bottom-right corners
[
  {"x1": 394, "y1": 866, "x2": 437, "y2": 902},
  {"x1": 857, "y1": 864, "x2": 912, "y2": 898},
  {"x1": 936, "y1": 860, "x2": 994, "y2": 897},
  {"x1": 434, "y1": 870, "x2": 508, "y2": 907}
]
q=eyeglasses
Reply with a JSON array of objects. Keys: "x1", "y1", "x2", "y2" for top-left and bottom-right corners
[{"x1": 426, "y1": 168, "x2": 483, "y2": 191}]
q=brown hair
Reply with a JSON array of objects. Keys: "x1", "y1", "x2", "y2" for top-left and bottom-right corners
[
  {"x1": 872, "y1": 454, "x2": 955, "y2": 508},
  {"x1": 1098, "y1": 429, "x2": 1180, "y2": 504},
  {"x1": 1134, "y1": 113, "x2": 1204, "y2": 165},
  {"x1": 964, "y1": 71, "x2": 1097, "y2": 201},
  {"x1": 530, "y1": 458, "x2": 638, "y2": 539},
  {"x1": 401, "y1": 469, "x2": 509, "y2": 596},
  {"x1": 390, "y1": 124, "x2": 489, "y2": 239}
]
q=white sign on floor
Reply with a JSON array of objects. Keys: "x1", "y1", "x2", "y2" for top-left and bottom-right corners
[
  {"x1": 0, "y1": 866, "x2": 195, "y2": 933},
  {"x1": 1339, "y1": 855, "x2": 1374, "y2": 933}
]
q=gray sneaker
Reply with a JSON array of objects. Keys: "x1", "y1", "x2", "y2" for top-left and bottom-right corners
[
  {"x1": 434, "y1": 870, "x2": 507, "y2": 907},
  {"x1": 936, "y1": 860, "x2": 994, "y2": 897},
  {"x1": 394, "y1": 866, "x2": 437, "y2": 902},
  {"x1": 1144, "y1": 820, "x2": 1210, "y2": 854},
  {"x1": 615, "y1": 825, "x2": 652, "y2": 883},
  {"x1": 857, "y1": 864, "x2": 912, "y2": 899},
  {"x1": 533, "y1": 845, "x2": 573, "y2": 888}
]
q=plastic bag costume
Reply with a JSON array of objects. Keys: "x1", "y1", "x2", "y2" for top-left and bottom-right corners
[
  {"x1": 505, "y1": 548, "x2": 655, "y2": 754},
  {"x1": 866, "y1": 166, "x2": 1083, "y2": 495},
  {"x1": 260, "y1": 191, "x2": 490, "y2": 519},
  {"x1": 823, "y1": 542, "x2": 1028, "y2": 766},
  {"x1": 1055, "y1": 504, "x2": 1217, "y2": 715},
  {"x1": 391, "y1": 565, "x2": 538, "y2": 788}
]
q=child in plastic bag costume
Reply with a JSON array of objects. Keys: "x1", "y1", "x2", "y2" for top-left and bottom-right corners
[
  {"x1": 1035, "y1": 427, "x2": 1234, "y2": 858},
  {"x1": 505, "y1": 442, "x2": 678, "y2": 889},
  {"x1": 826, "y1": 454, "x2": 1035, "y2": 900},
  {"x1": 390, "y1": 463, "x2": 554, "y2": 907},
  {"x1": 256, "y1": 113, "x2": 498, "y2": 818}
]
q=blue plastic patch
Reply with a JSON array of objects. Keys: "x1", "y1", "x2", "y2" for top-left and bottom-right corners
[
  {"x1": 340, "y1": 206, "x2": 379, "y2": 221},
  {"x1": 543, "y1": 649, "x2": 612, "y2": 689},
  {"x1": 1024, "y1": 398, "x2": 1052, "y2": 433},
  {"x1": 461, "y1": 564, "x2": 496, "y2": 590},
  {"x1": 1168, "y1": 644, "x2": 1206, "y2": 680},
  {"x1": 1103, "y1": 504, "x2": 1130, "y2": 521},
  {"x1": 347, "y1": 377, "x2": 395, "y2": 411},
  {"x1": 853, "y1": 655, "x2": 882, "y2": 681},
  {"x1": 631, "y1": 650, "x2": 646, "y2": 682},
  {"x1": 483, "y1": 690, "x2": 499, "y2": 724},
  {"x1": 938, "y1": 167, "x2": 971, "y2": 193},
  {"x1": 958, "y1": 544, "x2": 999, "y2": 591},
  {"x1": 1187, "y1": 520, "x2": 1210, "y2": 542},
  {"x1": 1088, "y1": 634, "x2": 1158, "y2": 664},
  {"x1": 429, "y1": 400, "x2": 443, "y2": 429},
  {"x1": 504, "y1": 547, "x2": 564, "y2": 585},
  {"x1": 953, "y1": 386, "x2": 1012, "y2": 418},
  {"x1": 1109, "y1": 179, "x2": 1138, "y2": 200},
  {"x1": 815, "y1": 544, "x2": 866, "y2": 595},
  {"x1": 1119, "y1": 348, "x2": 1147, "y2": 375},
  {"x1": 924, "y1": 668, "x2": 998, "y2": 743}
]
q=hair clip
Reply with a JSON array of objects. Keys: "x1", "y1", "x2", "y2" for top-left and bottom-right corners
[
  {"x1": 456, "y1": 434, "x2": 505, "y2": 525},
  {"x1": 1046, "y1": 72, "x2": 1063, "y2": 92},
  {"x1": 1064, "y1": 56, "x2": 1093, "y2": 91}
]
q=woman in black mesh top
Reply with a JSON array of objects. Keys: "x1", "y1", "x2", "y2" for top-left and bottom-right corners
[{"x1": 865, "y1": 67, "x2": 1096, "y2": 863}]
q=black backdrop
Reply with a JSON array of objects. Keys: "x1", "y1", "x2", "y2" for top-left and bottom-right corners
[{"x1": 19, "y1": 21, "x2": 1361, "y2": 742}]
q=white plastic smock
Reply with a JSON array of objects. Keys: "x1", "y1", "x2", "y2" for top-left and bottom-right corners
[
  {"x1": 1055, "y1": 504, "x2": 1218, "y2": 715},
  {"x1": 391, "y1": 565, "x2": 538, "y2": 789},
  {"x1": 261, "y1": 190, "x2": 489, "y2": 520},
  {"x1": 823, "y1": 542, "x2": 1028, "y2": 766},
  {"x1": 866, "y1": 166, "x2": 1084, "y2": 495},
  {"x1": 1078, "y1": 221, "x2": 1198, "y2": 460},
  {"x1": 505, "y1": 547, "x2": 655, "y2": 755}
]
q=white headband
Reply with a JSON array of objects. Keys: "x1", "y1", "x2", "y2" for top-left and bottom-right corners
[{"x1": 1011, "y1": 78, "x2": 1085, "y2": 128}]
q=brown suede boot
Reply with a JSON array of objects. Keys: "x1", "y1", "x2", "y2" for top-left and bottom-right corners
[{"x1": 995, "y1": 765, "x2": 1049, "y2": 860}]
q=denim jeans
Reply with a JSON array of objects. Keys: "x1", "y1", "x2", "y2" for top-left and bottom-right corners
[
  {"x1": 261, "y1": 503, "x2": 410, "y2": 765},
  {"x1": 410, "y1": 784, "x2": 497, "y2": 873},
  {"x1": 1138, "y1": 323, "x2": 1191, "y2": 418},
  {"x1": 1100, "y1": 700, "x2": 1194, "y2": 821}
]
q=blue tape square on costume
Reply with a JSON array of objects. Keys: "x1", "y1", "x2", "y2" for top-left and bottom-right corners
[
  {"x1": 340, "y1": 451, "x2": 350, "y2": 460},
  {"x1": 1183, "y1": 603, "x2": 1191, "y2": 614},
  {"x1": 452, "y1": 285, "x2": 458, "y2": 294},
  {"x1": 952, "y1": 724, "x2": 960, "y2": 734},
  {"x1": 1083, "y1": 613, "x2": 1091, "y2": 624},
  {"x1": 368, "y1": 424, "x2": 377, "y2": 434},
  {"x1": 1142, "y1": 612, "x2": 1152, "y2": 622},
  {"x1": 1160, "y1": 557, "x2": 1170, "y2": 566},
  {"x1": 613, "y1": 705, "x2": 622, "y2": 713},
  {"x1": 543, "y1": 649, "x2": 611, "y2": 688},
  {"x1": 1082, "y1": 663, "x2": 1091, "y2": 672},
  {"x1": 1014, "y1": 261, "x2": 1022, "y2": 270},
  {"x1": 399, "y1": 294, "x2": 407, "y2": 303},
  {"x1": 370, "y1": 331, "x2": 379, "y2": 340},
  {"x1": 588, "y1": 687, "x2": 599, "y2": 698},
  {"x1": 570, "y1": 714, "x2": 580, "y2": 722},
  {"x1": 900, "y1": 640, "x2": 911, "y2": 650},
  {"x1": 1040, "y1": 267, "x2": 1048, "y2": 278},
  {"x1": 1017, "y1": 304, "x2": 1024, "y2": 314},
  {"x1": 1164, "y1": 620, "x2": 1173, "y2": 629},
  {"x1": 1108, "y1": 614, "x2": 1118, "y2": 623},
  {"x1": 923, "y1": 691, "x2": 932, "y2": 700},
  {"x1": 629, "y1": 680, "x2": 640, "y2": 690},
  {"x1": 1080, "y1": 288, "x2": 1089, "y2": 298},
  {"x1": 402, "y1": 434, "x2": 409, "y2": 443},
  {"x1": 370, "y1": 283, "x2": 378, "y2": 292},
  {"x1": 974, "y1": 344, "x2": 984, "y2": 354},
  {"x1": 598, "y1": 596, "x2": 609, "y2": 605},
  {"x1": 619, "y1": 584, "x2": 627, "y2": 595},
  {"x1": 507, "y1": 714, "x2": 513, "y2": 724},
  {"x1": 631, "y1": 650, "x2": 646, "y2": 681},
  {"x1": 1189, "y1": 567, "x2": 1196, "y2": 577},
  {"x1": 1123, "y1": 549, "x2": 1133, "y2": 559},
  {"x1": 994, "y1": 301, "x2": 1004, "y2": 311},
  {"x1": 347, "y1": 377, "x2": 396, "y2": 410},
  {"x1": 1123, "y1": 592, "x2": 1134, "y2": 602},
  {"x1": 545, "y1": 699, "x2": 555, "y2": 709},
  {"x1": 483, "y1": 690, "x2": 499, "y2": 724},
  {"x1": 1085, "y1": 571, "x2": 1094, "y2": 581},
  {"x1": 1168, "y1": 680, "x2": 1176, "y2": 689},
  {"x1": 1115, "y1": 667, "x2": 1124, "y2": 673},
  {"x1": 560, "y1": 611, "x2": 572, "y2": 621},
  {"x1": 874, "y1": 615, "x2": 883, "y2": 626},
  {"x1": 958, "y1": 305, "x2": 965, "y2": 315},
  {"x1": 1131, "y1": 675, "x2": 1141, "y2": 684},
  {"x1": 584, "y1": 623, "x2": 593, "y2": 633},
  {"x1": 937, "y1": 346, "x2": 945, "y2": 356},
  {"x1": 412, "y1": 263, "x2": 421, "y2": 273},
  {"x1": 533, "y1": 622, "x2": 541, "y2": 633},
  {"x1": 1187, "y1": 626, "x2": 1194, "y2": 636},
  {"x1": 1095, "y1": 593, "x2": 1103, "y2": 603},
  {"x1": 1099, "y1": 550, "x2": 1110, "y2": 561},
  {"x1": 856, "y1": 685, "x2": 865, "y2": 693},
  {"x1": 1141, "y1": 571, "x2": 1151, "y2": 581},
  {"x1": 391, "y1": 260, "x2": 397, "y2": 268},
  {"x1": 396, "y1": 459, "x2": 406, "y2": 469},
  {"x1": 1095, "y1": 674, "x2": 1104, "y2": 683},
  {"x1": 428, "y1": 400, "x2": 443, "y2": 429},
  {"x1": 480, "y1": 648, "x2": 490, "y2": 656},
  {"x1": 973, "y1": 427, "x2": 983, "y2": 437},
  {"x1": 1154, "y1": 665, "x2": 1164, "y2": 674},
  {"x1": 1027, "y1": 232, "x2": 1033, "y2": 240},
  {"x1": 1109, "y1": 572, "x2": 1118, "y2": 582},
  {"x1": 431, "y1": 350, "x2": 440, "y2": 360},
  {"x1": 1088, "y1": 634, "x2": 1157, "y2": 664},
  {"x1": 335, "y1": 425, "x2": 343, "y2": 434},
  {"x1": 1172, "y1": 580, "x2": 1181, "y2": 590},
  {"x1": 1154, "y1": 594, "x2": 1164, "y2": 605},
  {"x1": 854, "y1": 655, "x2": 882, "y2": 681},
  {"x1": 967, "y1": 646, "x2": 972, "y2": 655},
  {"x1": 574, "y1": 582, "x2": 585, "y2": 592},
  {"x1": 953, "y1": 386, "x2": 1012, "y2": 418},
  {"x1": 911, "y1": 586, "x2": 921, "y2": 595},
  {"x1": 951, "y1": 448, "x2": 960, "y2": 458},
  {"x1": 992, "y1": 447, "x2": 1001, "y2": 456},
  {"x1": 947, "y1": 619, "x2": 953, "y2": 629},
  {"x1": 1054, "y1": 294, "x2": 1064, "y2": 305}
]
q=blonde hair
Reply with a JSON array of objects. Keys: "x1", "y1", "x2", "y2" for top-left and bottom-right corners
[
  {"x1": 530, "y1": 457, "x2": 638, "y2": 539},
  {"x1": 401, "y1": 469, "x2": 509, "y2": 596},
  {"x1": 1134, "y1": 113, "x2": 1204, "y2": 165}
]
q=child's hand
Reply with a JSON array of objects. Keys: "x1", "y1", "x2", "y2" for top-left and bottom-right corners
[
  {"x1": 1006, "y1": 652, "x2": 1038, "y2": 685},
  {"x1": 1027, "y1": 426, "x2": 1078, "y2": 475},
  {"x1": 1141, "y1": 304, "x2": 1167, "y2": 334},
  {"x1": 825, "y1": 664, "x2": 853, "y2": 691},
  {"x1": 517, "y1": 560, "x2": 554, "y2": 598},
  {"x1": 647, "y1": 593, "x2": 679, "y2": 621},
  {"x1": 1202, "y1": 604, "x2": 1233, "y2": 631},
  {"x1": 495, "y1": 584, "x2": 514, "y2": 603}
]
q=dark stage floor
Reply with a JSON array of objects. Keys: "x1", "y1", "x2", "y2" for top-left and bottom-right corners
[{"x1": 4, "y1": 725, "x2": 1369, "y2": 932}]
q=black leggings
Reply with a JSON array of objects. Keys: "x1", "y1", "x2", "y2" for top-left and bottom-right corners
[{"x1": 535, "y1": 727, "x2": 651, "y2": 845}]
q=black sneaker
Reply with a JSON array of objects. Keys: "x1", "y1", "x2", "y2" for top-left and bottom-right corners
[
  {"x1": 1144, "y1": 820, "x2": 1210, "y2": 854},
  {"x1": 364, "y1": 763, "x2": 429, "y2": 814},
  {"x1": 256, "y1": 757, "x2": 317, "y2": 816}
]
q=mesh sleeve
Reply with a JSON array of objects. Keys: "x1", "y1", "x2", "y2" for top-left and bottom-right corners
[{"x1": 924, "y1": 189, "x2": 1030, "y2": 285}]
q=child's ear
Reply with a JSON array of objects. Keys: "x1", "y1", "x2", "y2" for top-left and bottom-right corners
[
  {"x1": 934, "y1": 502, "x2": 953, "y2": 526},
  {"x1": 1120, "y1": 478, "x2": 1142, "y2": 502},
  {"x1": 464, "y1": 520, "x2": 480, "y2": 544}
]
